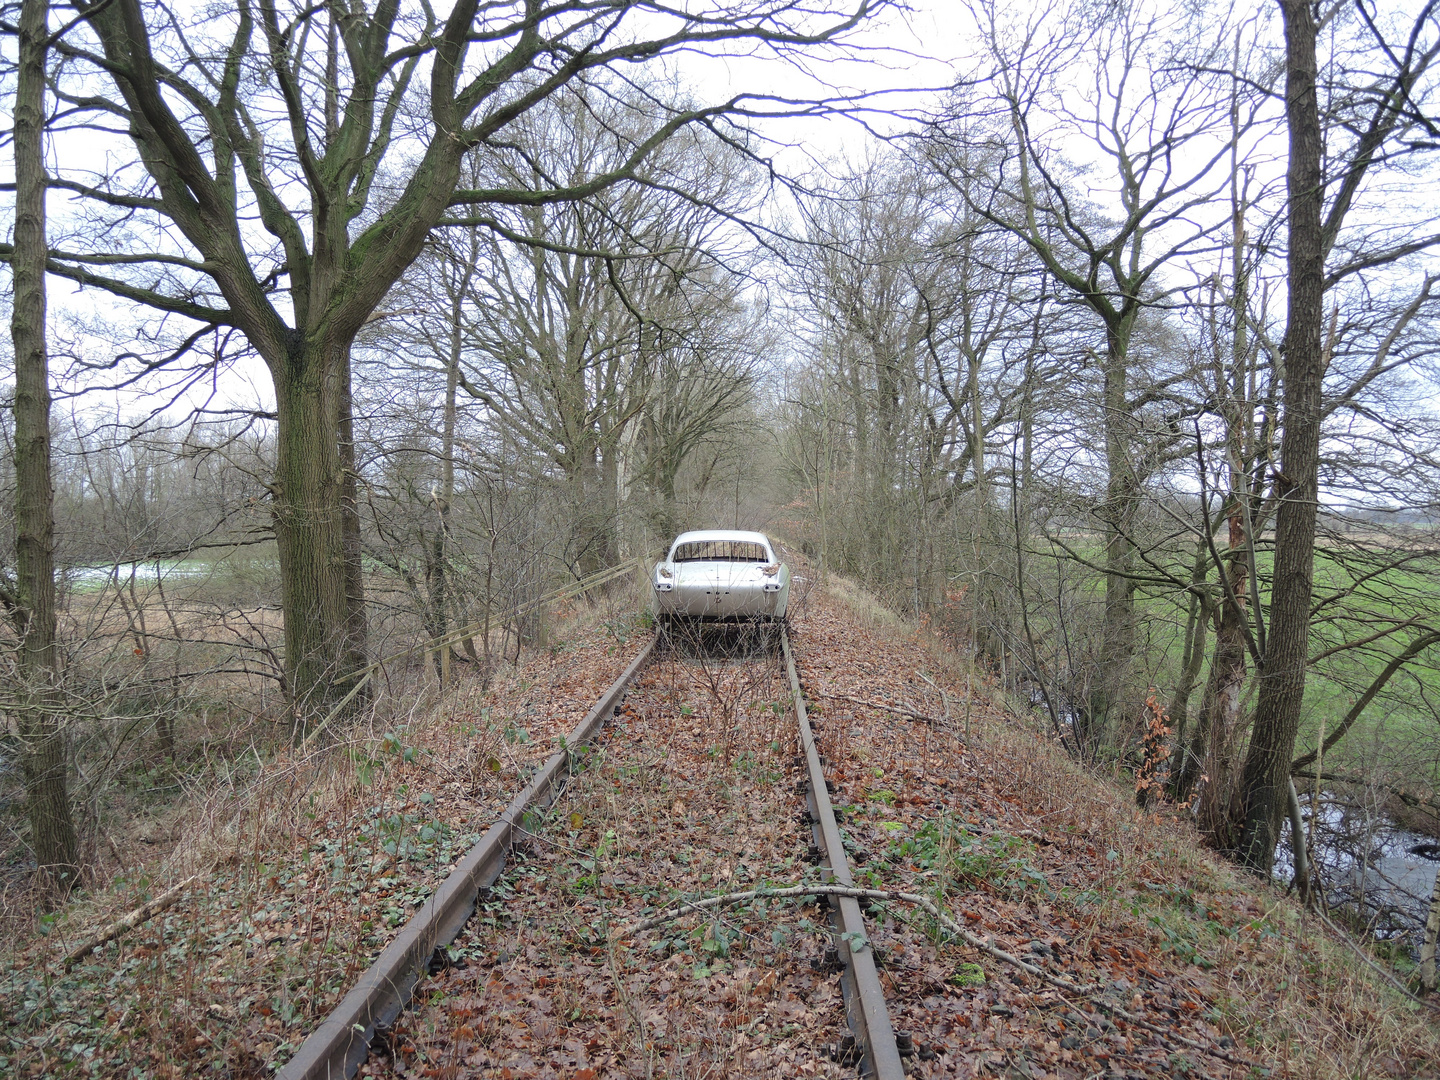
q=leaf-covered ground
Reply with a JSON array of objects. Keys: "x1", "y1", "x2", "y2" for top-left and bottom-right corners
[
  {"x1": 791, "y1": 587, "x2": 1250, "y2": 1079},
  {"x1": 375, "y1": 578, "x2": 1440, "y2": 1079},
  {"x1": 368, "y1": 636, "x2": 857, "y2": 1077},
  {"x1": 5, "y1": 576, "x2": 1439, "y2": 1078},
  {"x1": 0, "y1": 609, "x2": 651, "y2": 1077},
  {"x1": 785, "y1": 581, "x2": 1440, "y2": 1079}
]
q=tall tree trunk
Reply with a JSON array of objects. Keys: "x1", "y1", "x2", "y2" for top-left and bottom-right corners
[
  {"x1": 272, "y1": 340, "x2": 368, "y2": 729},
  {"x1": 968, "y1": 320, "x2": 988, "y2": 563},
  {"x1": 572, "y1": 447, "x2": 610, "y2": 578},
  {"x1": 424, "y1": 277, "x2": 465, "y2": 678},
  {"x1": 1090, "y1": 318, "x2": 1140, "y2": 747},
  {"x1": 1195, "y1": 510, "x2": 1249, "y2": 846},
  {"x1": 480, "y1": 485, "x2": 497, "y2": 689},
  {"x1": 10, "y1": 0, "x2": 79, "y2": 897},
  {"x1": 1237, "y1": 0, "x2": 1325, "y2": 872},
  {"x1": 600, "y1": 442, "x2": 620, "y2": 564},
  {"x1": 1166, "y1": 538, "x2": 1211, "y2": 786},
  {"x1": 431, "y1": 305, "x2": 463, "y2": 676},
  {"x1": 338, "y1": 348, "x2": 368, "y2": 683}
]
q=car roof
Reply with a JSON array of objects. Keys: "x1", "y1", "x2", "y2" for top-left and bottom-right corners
[{"x1": 668, "y1": 529, "x2": 774, "y2": 551}]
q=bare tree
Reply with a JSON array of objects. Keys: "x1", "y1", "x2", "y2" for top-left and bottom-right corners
[
  {"x1": 928, "y1": 0, "x2": 1257, "y2": 746},
  {"x1": 438, "y1": 85, "x2": 765, "y2": 571},
  {"x1": 789, "y1": 154, "x2": 1048, "y2": 615},
  {"x1": 5, "y1": 0, "x2": 78, "y2": 896},
  {"x1": 6, "y1": 0, "x2": 889, "y2": 721},
  {"x1": 1237, "y1": 0, "x2": 1440, "y2": 871}
]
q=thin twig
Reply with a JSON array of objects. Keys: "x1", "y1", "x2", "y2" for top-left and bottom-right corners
[
  {"x1": 616, "y1": 883, "x2": 1255, "y2": 1066},
  {"x1": 301, "y1": 560, "x2": 639, "y2": 746},
  {"x1": 617, "y1": 882, "x2": 1095, "y2": 988},
  {"x1": 811, "y1": 691, "x2": 948, "y2": 726},
  {"x1": 1313, "y1": 908, "x2": 1440, "y2": 1014}
]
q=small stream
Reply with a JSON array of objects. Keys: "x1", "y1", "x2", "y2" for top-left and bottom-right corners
[
  {"x1": 1277, "y1": 793, "x2": 1439, "y2": 958},
  {"x1": 65, "y1": 559, "x2": 234, "y2": 587},
  {"x1": 62, "y1": 550, "x2": 279, "y2": 589}
]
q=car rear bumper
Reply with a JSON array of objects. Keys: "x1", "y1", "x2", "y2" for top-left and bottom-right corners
[{"x1": 655, "y1": 581, "x2": 787, "y2": 620}]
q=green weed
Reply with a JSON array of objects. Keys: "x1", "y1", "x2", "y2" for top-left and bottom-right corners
[
  {"x1": 887, "y1": 813, "x2": 1049, "y2": 895},
  {"x1": 949, "y1": 962, "x2": 986, "y2": 988}
]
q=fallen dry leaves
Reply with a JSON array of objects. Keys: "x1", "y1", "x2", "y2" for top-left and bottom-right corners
[
  {"x1": 366, "y1": 638, "x2": 856, "y2": 1078},
  {"x1": 789, "y1": 587, "x2": 1248, "y2": 1079},
  {"x1": 7, "y1": 575, "x2": 1440, "y2": 1079},
  {"x1": 784, "y1": 579, "x2": 1440, "y2": 1080},
  {"x1": 0, "y1": 606, "x2": 651, "y2": 1078}
]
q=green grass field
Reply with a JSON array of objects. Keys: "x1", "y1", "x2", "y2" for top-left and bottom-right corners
[{"x1": 1031, "y1": 530, "x2": 1440, "y2": 791}]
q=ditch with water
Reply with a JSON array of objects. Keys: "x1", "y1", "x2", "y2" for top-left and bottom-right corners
[{"x1": 1276, "y1": 790, "x2": 1439, "y2": 962}]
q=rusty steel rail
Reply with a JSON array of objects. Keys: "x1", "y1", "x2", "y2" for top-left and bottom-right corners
[
  {"x1": 782, "y1": 629, "x2": 906, "y2": 1080},
  {"x1": 276, "y1": 635, "x2": 657, "y2": 1080}
]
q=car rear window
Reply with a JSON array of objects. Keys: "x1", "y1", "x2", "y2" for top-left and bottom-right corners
[{"x1": 672, "y1": 540, "x2": 770, "y2": 563}]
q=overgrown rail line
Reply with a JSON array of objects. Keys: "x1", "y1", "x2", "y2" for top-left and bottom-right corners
[
  {"x1": 273, "y1": 637, "x2": 656, "y2": 1080},
  {"x1": 277, "y1": 625, "x2": 907, "y2": 1079},
  {"x1": 783, "y1": 632, "x2": 906, "y2": 1080}
]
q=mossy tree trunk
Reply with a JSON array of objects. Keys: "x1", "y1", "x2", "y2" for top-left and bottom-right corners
[{"x1": 1088, "y1": 314, "x2": 1142, "y2": 748}]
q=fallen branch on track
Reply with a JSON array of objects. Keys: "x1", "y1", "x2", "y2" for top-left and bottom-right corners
[
  {"x1": 63, "y1": 875, "x2": 198, "y2": 969},
  {"x1": 617, "y1": 882, "x2": 1252, "y2": 1066},
  {"x1": 811, "y1": 692, "x2": 947, "y2": 726},
  {"x1": 619, "y1": 883, "x2": 1096, "y2": 991}
]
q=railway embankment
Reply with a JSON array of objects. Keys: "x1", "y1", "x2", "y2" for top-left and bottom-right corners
[
  {"x1": 0, "y1": 605, "x2": 653, "y2": 1078},
  {"x1": 3, "y1": 574, "x2": 1439, "y2": 1078},
  {"x1": 783, "y1": 581, "x2": 1440, "y2": 1079}
]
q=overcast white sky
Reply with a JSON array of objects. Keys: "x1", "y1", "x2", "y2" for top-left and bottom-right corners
[
  {"x1": 680, "y1": 0, "x2": 966, "y2": 173},
  {"x1": 3, "y1": 0, "x2": 975, "y2": 420},
  {"x1": 9, "y1": 0, "x2": 1438, "y2": 430}
]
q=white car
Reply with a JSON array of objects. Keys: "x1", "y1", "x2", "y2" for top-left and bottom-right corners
[{"x1": 652, "y1": 529, "x2": 791, "y2": 621}]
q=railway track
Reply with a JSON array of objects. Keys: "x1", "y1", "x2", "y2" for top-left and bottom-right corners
[{"x1": 276, "y1": 623, "x2": 909, "y2": 1080}]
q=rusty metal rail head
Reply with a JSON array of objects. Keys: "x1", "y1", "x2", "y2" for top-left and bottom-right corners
[
  {"x1": 781, "y1": 629, "x2": 906, "y2": 1080},
  {"x1": 275, "y1": 635, "x2": 656, "y2": 1080}
]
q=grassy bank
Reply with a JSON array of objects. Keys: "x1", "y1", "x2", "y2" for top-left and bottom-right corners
[
  {"x1": 1019, "y1": 533, "x2": 1440, "y2": 795},
  {"x1": 815, "y1": 568, "x2": 1440, "y2": 1078}
]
